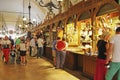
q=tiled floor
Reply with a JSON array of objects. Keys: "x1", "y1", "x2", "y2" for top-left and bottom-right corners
[{"x1": 0, "y1": 53, "x2": 90, "y2": 80}]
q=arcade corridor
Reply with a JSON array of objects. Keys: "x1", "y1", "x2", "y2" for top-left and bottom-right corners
[{"x1": 0, "y1": 53, "x2": 90, "y2": 80}]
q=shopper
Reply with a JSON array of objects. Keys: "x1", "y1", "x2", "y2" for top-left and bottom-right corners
[
  {"x1": 1, "y1": 36, "x2": 11, "y2": 64},
  {"x1": 37, "y1": 35, "x2": 44, "y2": 58},
  {"x1": 56, "y1": 37, "x2": 67, "y2": 69},
  {"x1": 105, "y1": 27, "x2": 120, "y2": 80},
  {"x1": 30, "y1": 37, "x2": 36, "y2": 56},
  {"x1": 94, "y1": 32, "x2": 110, "y2": 80},
  {"x1": 9, "y1": 36, "x2": 14, "y2": 49},
  {"x1": 52, "y1": 37, "x2": 60, "y2": 67},
  {"x1": 10, "y1": 46, "x2": 16, "y2": 64},
  {"x1": 15, "y1": 37, "x2": 21, "y2": 50},
  {"x1": 19, "y1": 39, "x2": 27, "y2": 65}
]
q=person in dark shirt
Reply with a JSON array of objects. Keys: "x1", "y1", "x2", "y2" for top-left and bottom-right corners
[
  {"x1": 10, "y1": 47, "x2": 16, "y2": 64},
  {"x1": 94, "y1": 32, "x2": 111, "y2": 80},
  {"x1": 97, "y1": 39, "x2": 107, "y2": 60},
  {"x1": 9, "y1": 36, "x2": 14, "y2": 49}
]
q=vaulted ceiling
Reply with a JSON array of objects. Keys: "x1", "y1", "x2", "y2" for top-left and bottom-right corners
[{"x1": 0, "y1": 0, "x2": 82, "y2": 37}]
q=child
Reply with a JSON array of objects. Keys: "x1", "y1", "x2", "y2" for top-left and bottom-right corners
[
  {"x1": 10, "y1": 47, "x2": 16, "y2": 64},
  {"x1": 19, "y1": 39, "x2": 27, "y2": 65}
]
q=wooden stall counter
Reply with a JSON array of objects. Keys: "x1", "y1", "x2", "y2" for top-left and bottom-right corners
[
  {"x1": 66, "y1": 47, "x2": 97, "y2": 79},
  {"x1": 45, "y1": 47, "x2": 53, "y2": 60},
  {"x1": 65, "y1": 47, "x2": 84, "y2": 70},
  {"x1": 45, "y1": 47, "x2": 100, "y2": 79},
  {"x1": 83, "y1": 55, "x2": 97, "y2": 79}
]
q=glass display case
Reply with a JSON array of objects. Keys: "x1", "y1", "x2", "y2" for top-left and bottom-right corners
[
  {"x1": 77, "y1": 20, "x2": 92, "y2": 54},
  {"x1": 79, "y1": 21, "x2": 92, "y2": 43},
  {"x1": 66, "y1": 23, "x2": 78, "y2": 46},
  {"x1": 94, "y1": 12, "x2": 119, "y2": 54},
  {"x1": 96, "y1": 12, "x2": 119, "y2": 38}
]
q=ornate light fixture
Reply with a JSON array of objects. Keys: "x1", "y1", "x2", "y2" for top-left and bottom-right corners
[
  {"x1": 36, "y1": 0, "x2": 63, "y2": 14},
  {"x1": 27, "y1": 0, "x2": 33, "y2": 29},
  {"x1": 17, "y1": 0, "x2": 33, "y2": 34},
  {"x1": 35, "y1": 0, "x2": 62, "y2": 20},
  {"x1": 57, "y1": 0, "x2": 63, "y2": 13}
]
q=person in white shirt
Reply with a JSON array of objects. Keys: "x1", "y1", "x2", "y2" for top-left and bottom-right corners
[
  {"x1": 30, "y1": 37, "x2": 36, "y2": 56},
  {"x1": 1, "y1": 36, "x2": 11, "y2": 64},
  {"x1": 37, "y1": 35, "x2": 44, "y2": 58},
  {"x1": 106, "y1": 27, "x2": 120, "y2": 80}
]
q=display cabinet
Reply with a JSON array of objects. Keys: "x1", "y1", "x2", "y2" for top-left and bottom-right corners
[
  {"x1": 66, "y1": 23, "x2": 78, "y2": 46},
  {"x1": 76, "y1": 19, "x2": 93, "y2": 54}
]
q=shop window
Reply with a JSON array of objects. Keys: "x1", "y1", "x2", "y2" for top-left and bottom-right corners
[
  {"x1": 94, "y1": 12, "x2": 120, "y2": 54},
  {"x1": 96, "y1": 12, "x2": 119, "y2": 39},
  {"x1": 65, "y1": 16, "x2": 78, "y2": 46},
  {"x1": 66, "y1": 23, "x2": 78, "y2": 46},
  {"x1": 77, "y1": 12, "x2": 92, "y2": 54},
  {"x1": 79, "y1": 20, "x2": 92, "y2": 48}
]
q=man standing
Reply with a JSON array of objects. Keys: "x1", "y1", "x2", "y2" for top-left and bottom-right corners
[
  {"x1": 30, "y1": 37, "x2": 36, "y2": 56},
  {"x1": 56, "y1": 37, "x2": 67, "y2": 69},
  {"x1": 2, "y1": 36, "x2": 11, "y2": 64},
  {"x1": 52, "y1": 37, "x2": 60, "y2": 67},
  {"x1": 9, "y1": 36, "x2": 14, "y2": 48},
  {"x1": 37, "y1": 35, "x2": 44, "y2": 58},
  {"x1": 106, "y1": 27, "x2": 120, "y2": 80}
]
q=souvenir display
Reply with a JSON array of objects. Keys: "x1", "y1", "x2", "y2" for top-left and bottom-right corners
[{"x1": 66, "y1": 23, "x2": 78, "y2": 45}]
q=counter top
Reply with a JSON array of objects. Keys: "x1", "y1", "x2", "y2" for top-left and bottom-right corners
[
  {"x1": 66, "y1": 47, "x2": 84, "y2": 55},
  {"x1": 66, "y1": 47, "x2": 97, "y2": 57},
  {"x1": 46, "y1": 46, "x2": 97, "y2": 57}
]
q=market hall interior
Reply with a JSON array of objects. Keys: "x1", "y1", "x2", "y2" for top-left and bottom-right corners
[{"x1": 0, "y1": 0, "x2": 120, "y2": 80}]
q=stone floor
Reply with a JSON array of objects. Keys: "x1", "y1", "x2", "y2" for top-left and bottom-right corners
[{"x1": 0, "y1": 54, "x2": 90, "y2": 80}]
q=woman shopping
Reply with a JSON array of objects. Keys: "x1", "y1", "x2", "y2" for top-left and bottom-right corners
[{"x1": 2, "y1": 36, "x2": 11, "y2": 64}]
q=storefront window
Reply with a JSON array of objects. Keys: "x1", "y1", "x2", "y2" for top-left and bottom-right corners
[
  {"x1": 66, "y1": 23, "x2": 78, "y2": 45},
  {"x1": 96, "y1": 12, "x2": 119, "y2": 39},
  {"x1": 77, "y1": 20, "x2": 92, "y2": 53}
]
